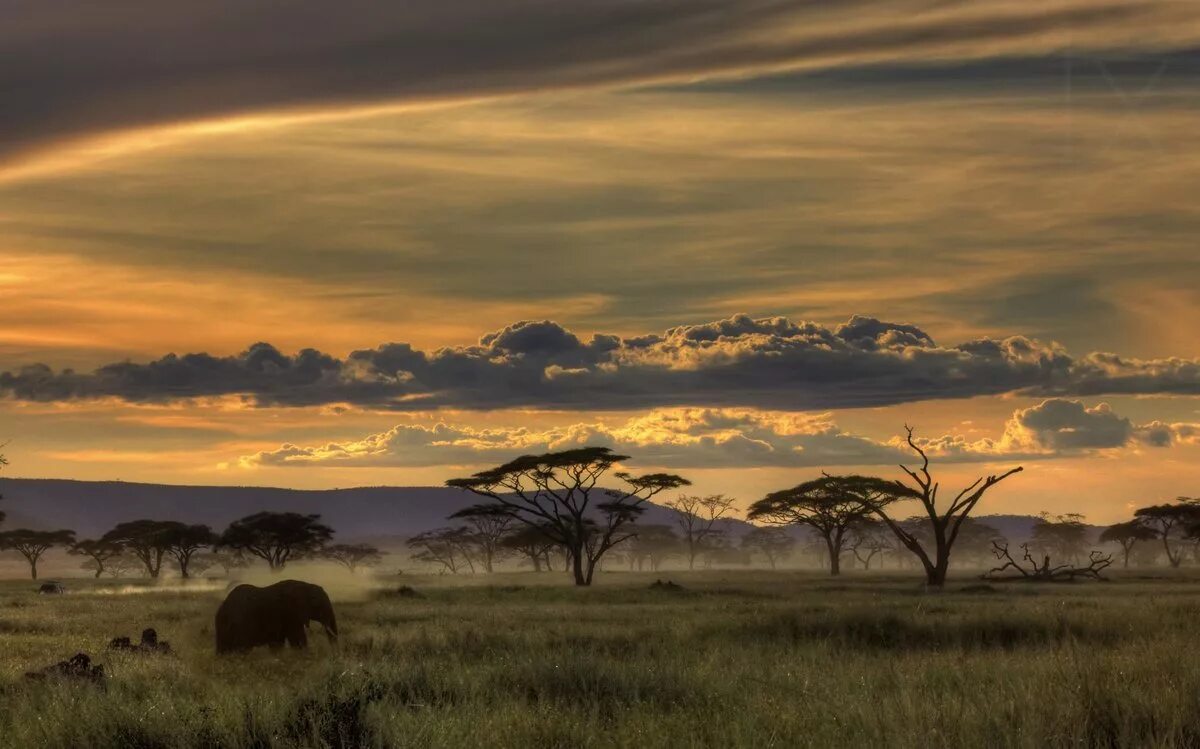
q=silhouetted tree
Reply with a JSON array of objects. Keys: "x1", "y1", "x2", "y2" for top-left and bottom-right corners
[
  {"x1": 626, "y1": 524, "x2": 680, "y2": 571},
  {"x1": 69, "y1": 539, "x2": 123, "y2": 578},
  {"x1": 446, "y1": 447, "x2": 689, "y2": 586},
  {"x1": 407, "y1": 527, "x2": 476, "y2": 573},
  {"x1": 868, "y1": 427, "x2": 1023, "y2": 588},
  {"x1": 322, "y1": 543, "x2": 385, "y2": 572},
  {"x1": 101, "y1": 520, "x2": 177, "y2": 578},
  {"x1": 450, "y1": 504, "x2": 514, "y2": 573},
  {"x1": 213, "y1": 549, "x2": 251, "y2": 576},
  {"x1": 0, "y1": 448, "x2": 7, "y2": 525},
  {"x1": 0, "y1": 529, "x2": 75, "y2": 579},
  {"x1": 846, "y1": 516, "x2": 894, "y2": 570},
  {"x1": 220, "y1": 512, "x2": 333, "y2": 571},
  {"x1": 1030, "y1": 513, "x2": 1091, "y2": 565},
  {"x1": 500, "y1": 523, "x2": 558, "y2": 572},
  {"x1": 747, "y1": 476, "x2": 899, "y2": 576},
  {"x1": 665, "y1": 494, "x2": 737, "y2": 570},
  {"x1": 950, "y1": 518, "x2": 1009, "y2": 567},
  {"x1": 1133, "y1": 499, "x2": 1200, "y2": 568},
  {"x1": 741, "y1": 526, "x2": 796, "y2": 569},
  {"x1": 1100, "y1": 520, "x2": 1158, "y2": 568},
  {"x1": 187, "y1": 552, "x2": 220, "y2": 577},
  {"x1": 163, "y1": 523, "x2": 219, "y2": 578}
]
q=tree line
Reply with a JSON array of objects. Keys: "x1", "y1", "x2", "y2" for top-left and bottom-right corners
[{"x1": 0, "y1": 510, "x2": 384, "y2": 580}]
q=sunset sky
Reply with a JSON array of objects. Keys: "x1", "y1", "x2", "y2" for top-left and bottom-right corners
[{"x1": 2, "y1": 1, "x2": 1198, "y2": 522}]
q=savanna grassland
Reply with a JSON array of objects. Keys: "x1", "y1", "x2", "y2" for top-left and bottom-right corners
[{"x1": 3, "y1": 570, "x2": 1200, "y2": 748}]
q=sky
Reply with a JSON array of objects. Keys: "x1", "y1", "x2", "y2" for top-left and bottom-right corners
[{"x1": 1, "y1": 0, "x2": 1199, "y2": 522}]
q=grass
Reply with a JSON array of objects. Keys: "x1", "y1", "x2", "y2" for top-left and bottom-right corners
[{"x1": 3, "y1": 569, "x2": 1200, "y2": 747}]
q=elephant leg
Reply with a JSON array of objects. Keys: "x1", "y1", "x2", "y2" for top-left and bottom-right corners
[{"x1": 285, "y1": 622, "x2": 309, "y2": 649}]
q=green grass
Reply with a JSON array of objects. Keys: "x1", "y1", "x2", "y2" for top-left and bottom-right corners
[{"x1": 4, "y1": 570, "x2": 1200, "y2": 747}]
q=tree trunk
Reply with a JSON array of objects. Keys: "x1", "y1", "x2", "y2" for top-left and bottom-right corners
[
  {"x1": 94, "y1": 566, "x2": 103, "y2": 579},
  {"x1": 571, "y1": 545, "x2": 587, "y2": 586},
  {"x1": 30, "y1": 558, "x2": 38, "y2": 580},
  {"x1": 824, "y1": 535, "x2": 840, "y2": 576}
]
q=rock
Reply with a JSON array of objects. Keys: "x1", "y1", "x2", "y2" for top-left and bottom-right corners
[
  {"x1": 649, "y1": 579, "x2": 685, "y2": 592},
  {"x1": 25, "y1": 653, "x2": 106, "y2": 686},
  {"x1": 107, "y1": 627, "x2": 172, "y2": 654}
]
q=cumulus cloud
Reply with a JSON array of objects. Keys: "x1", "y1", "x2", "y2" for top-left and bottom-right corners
[
  {"x1": 2, "y1": 0, "x2": 1189, "y2": 169},
  {"x1": 238, "y1": 407, "x2": 905, "y2": 469},
  {"x1": 240, "y1": 399, "x2": 1200, "y2": 470},
  {"x1": 914, "y1": 398, "x2": 1200, "y2": 459},
  {"x1": 4, "y1": 315, "x2": 1200, "y2": 411}
]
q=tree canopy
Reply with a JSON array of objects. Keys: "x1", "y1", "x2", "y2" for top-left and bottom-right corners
[
  {"x1": 748, "y1": 474, "x2": 912, "y2": 575},
  {"x1": 322, "y1": 543, "x2": 385, "y2": 572},
  {"x1": 101, "y1": 520, "x2": 178, "y2": 578},
  {"x1": 1100, "y1": 520, "x2": 1158, "y2": 568},
  {"x1": 69, "y1": 538, "x2": 124, "y2": 578},
  {"x1": 1133, "y1": 498, "x2": 1200, "y2": 568},
  {"x1": 446, "y1": 446, "x2": 689, "y2": 585},
  {"x1": 220, "y1": 512, "x2": 334, "y2": 570},
  {"x1": 0, "y1": 528, "x2": 76, "y2": 579}
]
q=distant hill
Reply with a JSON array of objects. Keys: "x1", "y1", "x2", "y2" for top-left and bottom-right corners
[
  {"x1": 0, "y1": 478, "x2": 757, "y2": 541},
  {"x1": 974, "y1": 514, "x2": 1107, "y2": 541},
  {"x1": 0, "y1": 478, "x2": 1098, "y2": 544}
]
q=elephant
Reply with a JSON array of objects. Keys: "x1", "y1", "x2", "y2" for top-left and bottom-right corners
[{"x1": 215, "y1": 580, "x2": 337, "y2": 654}]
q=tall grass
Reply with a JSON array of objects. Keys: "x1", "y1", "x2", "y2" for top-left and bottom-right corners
[{"x1": 2, "y1": 571, "x2": 1200, "y2": 747}]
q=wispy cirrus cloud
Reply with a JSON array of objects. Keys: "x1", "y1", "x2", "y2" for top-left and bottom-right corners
[
  {"x1": 2, "y1": 0, "x2": 1194, "y2": 173},
  {"x1": 4, "y1": 315, "x2": 1200, "y2": 412}
]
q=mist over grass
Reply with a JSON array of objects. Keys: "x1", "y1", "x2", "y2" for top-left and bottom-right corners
[{"x1": 3, "y1": 570, "x2": 1200, "y2": 747}]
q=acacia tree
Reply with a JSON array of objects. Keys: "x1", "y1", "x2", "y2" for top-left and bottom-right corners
[
  {"x1": 0, "y1": 529, "x2": 75, "y2": 579},
  {"x1": 1133, "y1": 499, "x2": 1200, "y2": 568},
  {"x1": 741, "y1": 526, "x2": 796, "y2": 570},
  {"x1": 213, "y1": 549, "x2": 251, "y2": 576},
  {"x1": 407, "y1": 527, "x2": 476, "y2": 573},
  {"x1": 323, "y1": 543, "x2": 385, "y2": 573},
  {"x1": 747, "y1": 476, "x2": 890, "y2": 575},
  {"x1": 220, "y1": 512, "x2": 334, "y2": 571},
  {"x1": 626, "y1": 524, "x2": 680, "y2": 572},
  {"x1": 500, "y1": 523, "x2": 559, "y2": 572},
  {"x1": 450, "y1": 504, "x2": 514, "y2": 573},
  {"x1": 0, "y1": 448, "x2": 7, "y2": 525},
  {"x1": 846, "y1": 516, "x2": 894, "y2": 570},
  {"x1": 69, "y1": 539, "x2": 123, "y2": 578},
  {"x1": 951, "y1": 518, "x2": 1009, "y2": 567},
  {"x1": 665, "y1": 494, "x2": 737, "y2": 570},
  {"x1": 1030, "y1": 513, "x2": 1091, "y2": 565},
  {"x1": 101, "y1": 520, "x2": 177, "y2": 578},
  {"x1": 1100, "y1": 520, "x2": 1158, "y2": 568},
  {"x1": 163, "y1": 523, "x2": 219, "y2": 578},
  {"x1": 867, "y1": 427, "x2": 1023, "y2": 588},
  {"x1": 446, "y1": 447, "x2": 689, "y2": 586}
]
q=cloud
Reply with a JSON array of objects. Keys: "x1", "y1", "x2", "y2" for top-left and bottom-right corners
[
  {"x1": 239, "y1": 399, "x2": 1200, "y2": 470},
  {"x1": 238, "y1": 407, "x2": 905, "y2": 469},
  {"x1": 4, "y1": 314, "x2": 1200, "y2": 411},
  {"x1": 2, "y1": 0, "x2": 1190, "y2": 170},
  {"x1": 914, "y1": 398, "x2": 1200, "y2": 458}
]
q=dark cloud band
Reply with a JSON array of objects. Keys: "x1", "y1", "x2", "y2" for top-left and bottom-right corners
[
  {"x1": 0, "y1": 0, "x2": 1179, "y2": 167},
  {"x1": 3, "y1": 314, "x2": 1198, "y2": 411}
]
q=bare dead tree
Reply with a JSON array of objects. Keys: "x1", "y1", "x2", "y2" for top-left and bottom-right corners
[
  {"x1": 982, "y1": 541, "x2": 1112, "y2": 582},
  {"x1": 868, "y1": 426, "x2": 1023, "y2": 588}
]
